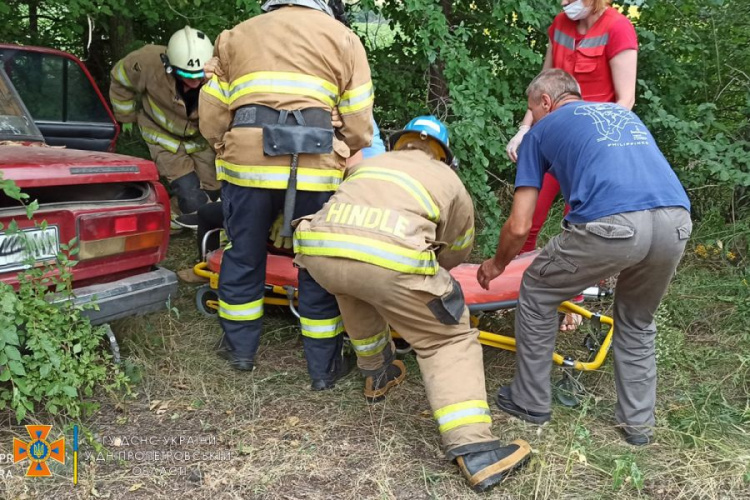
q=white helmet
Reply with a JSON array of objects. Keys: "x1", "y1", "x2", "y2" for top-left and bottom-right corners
[
  {"x1": 166, "y1": 26, "x2": 214, "y2": 79},
  {"x1": 261, "y1": 0, "x2": 334, "y2": 17}
]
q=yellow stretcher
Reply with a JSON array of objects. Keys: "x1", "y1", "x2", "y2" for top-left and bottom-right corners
[{"x1": 194, "y1": 242, "x2": 613, "y2": 405}]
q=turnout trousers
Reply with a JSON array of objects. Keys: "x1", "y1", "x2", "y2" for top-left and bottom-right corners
[
  {"x1": 147, "y1": 143, "x2": 219, "y2": 214},
  {"x1": 218, "y1": 182, "x2": 345, "y2": 383},
  {"x1": 511, "y1": 207, "x2": 692, "y2": 439},
  {"x1": 297, "y1": 255, "x2": 502, "y2": 456}
]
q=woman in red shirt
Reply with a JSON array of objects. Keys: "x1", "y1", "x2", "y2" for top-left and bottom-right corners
[{"x1": 506, "y1": 0, "x2": 638, "y2": 329}]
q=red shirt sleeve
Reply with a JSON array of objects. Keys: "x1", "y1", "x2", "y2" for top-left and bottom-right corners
[
  {"x1": 605, "y1": 14, "x2": 638, "y2": 60},
  {"x1": 548, "y1": 12, "x2": 564, "y2": 43}
]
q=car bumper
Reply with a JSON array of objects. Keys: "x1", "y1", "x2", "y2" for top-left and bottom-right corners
[{"x1": 55, "y1": 266, "x2": 178, "y2": 325}]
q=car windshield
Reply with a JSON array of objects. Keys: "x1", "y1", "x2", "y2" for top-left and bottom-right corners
[{"x1": 0, "y1": 65, "x2": 44, "y2": 143}]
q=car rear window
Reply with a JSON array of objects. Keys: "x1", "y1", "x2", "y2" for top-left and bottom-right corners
[{"x1": 0, "y1": 49, "x2": 111, "y2": 123}]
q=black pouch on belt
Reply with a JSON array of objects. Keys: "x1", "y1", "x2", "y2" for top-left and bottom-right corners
[
  {"x1": 262, "y1": 124, "x2": 333, "y2": 156},
  {"x1": 261, "y1": 109, "x2": 333, "y2": 157}
]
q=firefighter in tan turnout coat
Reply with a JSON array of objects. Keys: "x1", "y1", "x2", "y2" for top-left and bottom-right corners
[
  {"x1": 295, "y1": 116, "x2": 531, "y2": 493},
  {"x1": 110, "y1": 26, "x2": 220, "y2": 221},
  {"x1": 198, "y1": 0, "x2": 374, "y2": 387}
]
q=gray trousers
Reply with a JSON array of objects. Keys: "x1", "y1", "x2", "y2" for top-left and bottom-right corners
[{"x1": 510, "y1": 207, "x2": 692, "y2": 437}]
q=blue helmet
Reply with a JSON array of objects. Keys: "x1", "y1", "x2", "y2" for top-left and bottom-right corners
[{"x1": 389, "y1": 115, "x2": 457, "y2": 168}]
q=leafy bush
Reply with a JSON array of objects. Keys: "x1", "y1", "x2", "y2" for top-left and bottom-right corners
[{"x1": 0, "y1": 176, "x2": 128, "y2": 422}]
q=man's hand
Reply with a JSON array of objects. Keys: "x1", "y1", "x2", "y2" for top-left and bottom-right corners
[
  {"x1": 506, "y1": 125, "x2": 530, "y2": 163},
  {"x1": 477, "y1": 258, "x2": 506, "y2": 290},
  {"x1": 121, "y1": 123, "x2": 134, "y2": 135},
  {"x1": 331, "y1": 106, "x2": 343, "y2": 128},
  {"x1": 203, "y1": 57, "x2": 221, "y2": 80}
]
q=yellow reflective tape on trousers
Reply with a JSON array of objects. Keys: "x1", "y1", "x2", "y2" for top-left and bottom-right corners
[
  {"x1": 349, "y1": 328, "x2": 389, "y2": 356},
  {"x1": 347, "y1": 167, "x2": 440, "y2": 222},
  {"x1": 147, "y1": 96, "x2": 199, "y2": 137},
  {"x1": 113, "y1": 61, "x2": 132, "y2": 88},
  {"x1": 202, "y1": 76, "x2": 231, "y2": 104},
  {"x1": 300, "y1": 316, "x2": 345, "y2": 339},
  {"x1": 339, "y1": 81, "x2": 374, "y2": 114},
  {"x1": 140, "y1": 126, "x2": 180, "y2": 153},
  {"x1": 216, "y1": 159, "x2": 343, "y2": 191},
  {"x1": 434, "y1": 400, "x2": 492, "y2": 433},
  {"x1": 111, "y1": 98, "x2": 136, "y2": 114},
  {"x1": 218, "y1": 298, "x2": 263, "y2": 321},
  {"x1": 294, "y1": 231, "x2": 439, "y2": 275},
  {"x1": 450, "y1": 226, "x2": 474, "y2": 251},
  {"x1": 228, "y1": 71, "x2": 339, "y2": 108}
]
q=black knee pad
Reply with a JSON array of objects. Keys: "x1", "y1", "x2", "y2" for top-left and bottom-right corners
[{"x1": 171, "y1": 172, "x2": 209, "y2": 214}]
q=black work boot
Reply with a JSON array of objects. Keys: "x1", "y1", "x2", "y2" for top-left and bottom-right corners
[
  {"x1": 496, "y1": 386, "x2": 551, "y2": 425},
  {"x1": 311, "y1": 351, "x2": 356, "y2": 391},
  {"x1": 455, "y1": 440, "x2": 532, "y2": 492},
  {"x1": 215, "y1": 337, "x2": 254, "y2": 372},
  {"x1": 616, "y1": 426, "x2": 653, "y2": 446},
  {"x1": 363, "y1": 359, "x2": 407, "y2": 403}
]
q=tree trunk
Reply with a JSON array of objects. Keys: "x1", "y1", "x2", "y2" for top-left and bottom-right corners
[
  {"x1": 28, "y1": 0, "x2": 39, "y2": 44},
  {"x1": 109, "y1": 16, "x2": 135, "y2": 62},
  {"x1": 85, "y1": 20, "x2": 110, "y2": 93},
  {"x1": 427, "y1": 0, "x2": 453, "y2": 118}
]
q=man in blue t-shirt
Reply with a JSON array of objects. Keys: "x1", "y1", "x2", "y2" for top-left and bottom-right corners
[{"x1": 477, "y1": 69, "x2": 692, "y2": 446}]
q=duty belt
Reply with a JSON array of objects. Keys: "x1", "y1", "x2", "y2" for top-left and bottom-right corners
[{"x1": 231, "y1": 104, "x2": 332, "y2": 130}]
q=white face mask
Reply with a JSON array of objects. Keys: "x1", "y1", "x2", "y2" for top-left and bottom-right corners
[{"x1": 563, "y1": 0, "x2": 592, "y2": 21}]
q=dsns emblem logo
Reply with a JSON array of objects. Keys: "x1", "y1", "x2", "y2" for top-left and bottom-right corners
[{"x1": 13, "y1": 425, "x2": 66, "y2": 477}]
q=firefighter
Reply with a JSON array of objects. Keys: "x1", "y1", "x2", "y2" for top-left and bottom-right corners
[
  {"x1": 294, "y1": 117, "x2": 531, "y2": 492},
  {"x1": 110, "y1": 26, "x2": 220, "y2": 224},
  {"x1": 198, "y1": 0, "x2": 374, "y2": 389}
]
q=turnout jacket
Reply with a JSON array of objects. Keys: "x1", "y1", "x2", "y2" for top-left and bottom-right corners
[
  {"x1": 294, "y1": 150, "x2": 475, "y2": 276},
  {"x1": 110, "y1": 45, "x2": 207, "y2": 154},
  {"x1": 199, "y1": 6, "x2": 374, "y2": 192}
]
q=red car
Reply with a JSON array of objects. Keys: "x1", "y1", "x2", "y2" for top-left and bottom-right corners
[{"x1": 0, "y1": 45, "x2": 177, "y2": 324}]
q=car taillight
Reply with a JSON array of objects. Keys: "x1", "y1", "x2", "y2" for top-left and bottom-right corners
[{"x1": 78, "y1": 209, "x2": 165, "y2": 261}]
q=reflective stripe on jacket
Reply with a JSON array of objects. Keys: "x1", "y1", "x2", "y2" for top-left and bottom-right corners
[
  {"x1": 199, "y1": 6, "x2": 374, "y2": 191},
  {"x1": 294, "y1": 150, "x2": 475, "y2": 278}
]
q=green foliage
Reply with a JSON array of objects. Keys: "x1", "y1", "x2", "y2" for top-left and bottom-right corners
[
  {"x1": 633, "y1": 0, "x2": 750, "y2": 216},
  {"x1": 0, "y1": 178, "x2": 128, "y2": 422},
  {"x1": 0, "y1": 0, "x2": 263, "y2": 51},
  {"x1": 611, "y1": 454, "x2": 645, "y2": 491}
]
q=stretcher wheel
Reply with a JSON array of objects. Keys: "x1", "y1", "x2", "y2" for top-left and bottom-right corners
[
  {"x1": 393, "y1": 338, "x2": 413, "y2": 356},
  {"x1": 555, "y1": 373, "x2": 585, "y2": 407},
  {"x1": 196, "y1": 285, "x2": 219, "y2": 317}
]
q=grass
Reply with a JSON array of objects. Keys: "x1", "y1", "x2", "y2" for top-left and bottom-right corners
[{"x1": 1, "y1": 211, "x2": 749, "y2": 499}]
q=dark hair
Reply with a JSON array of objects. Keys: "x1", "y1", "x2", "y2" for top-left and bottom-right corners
[{"x1": 328, "y1": 0, "x2": 349, "y2": 26}]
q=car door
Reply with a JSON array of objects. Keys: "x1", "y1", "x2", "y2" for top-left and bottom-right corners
[{"x1": 0, "y1": 44, "x2": 119, "y2": 152}]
